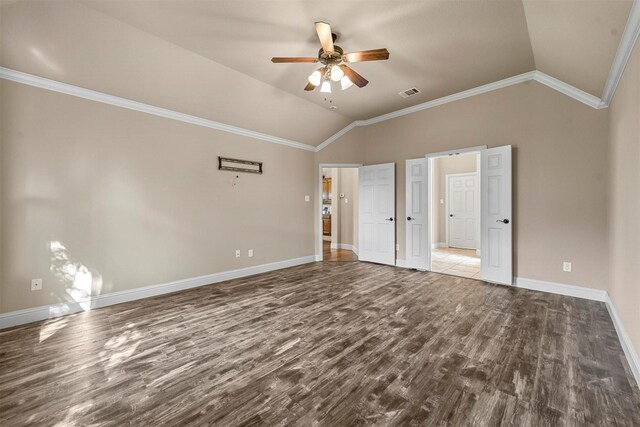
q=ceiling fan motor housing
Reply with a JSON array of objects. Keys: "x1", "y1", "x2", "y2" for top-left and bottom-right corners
[{"x1": 318, "y1": 45, "x2": 344, "y2": 64}]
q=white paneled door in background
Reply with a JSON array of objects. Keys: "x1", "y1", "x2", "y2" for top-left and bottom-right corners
[
  {"x1": 480, "y1": 145, "x2": 512, "y2": 285},
  {"x1": 359, "y1": 163, "x2": 396, "y2": 266},
  {"x1": 405, "y1": 159, "x2": 429, "y2": 270},
  {"x1": 447, "y1": 173, "x2": 478, "y2": 250}
]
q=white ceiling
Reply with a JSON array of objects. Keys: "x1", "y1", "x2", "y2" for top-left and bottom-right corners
[
  {"x1": 80, "y1": 0, "x2": 541, "y2": 120},
  {"x1": 80, "y1": 0, "x2": 634, "y2": 120}
]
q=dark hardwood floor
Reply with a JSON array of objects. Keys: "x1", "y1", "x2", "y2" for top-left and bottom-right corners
[{"x1": 1, "y1": 261, "x2": 639, "y2": 426}]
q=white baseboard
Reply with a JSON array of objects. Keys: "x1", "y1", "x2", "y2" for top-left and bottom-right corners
[
  {"x1": 514, "y1": 277, "x2": 607, "y2": 302},
  {"x1": 329, "y1": 243, "x2": 358, "y2": 255},
  {"x1": 315, "y1": 255, "x2": 322, "y2": 262},
  {"x1": 0, "y1": 255, "x2": 316, "y2": 329},
  {"x1": 605, "y1": 293, "x2": 640, "y2": 388},
  {"x1": 431, "y1": 242, "x2": 448, "y2": 249},
  {"x1": 395, "y1": 259, "x2": 407, "y2": 268}
]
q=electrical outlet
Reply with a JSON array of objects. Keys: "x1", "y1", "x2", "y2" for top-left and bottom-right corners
[
  {"x1": 248, "y1": 249, "x2": 253, "y2": 257},
  {"x1": 396, "y1": 244, "x2": 400, "y2": 251},
  {"x1": 31, "y1": 278, "x2": 43, "y2": 291},
  {"x1": 235, "y1": 250, "x2": 241, "y2": 258},
  {"x1": 563, "y1": 262, "x2": 572, "y2": 272},
  {"x1": 304, "y1": 195, "x2": 310, "y2": 202}
]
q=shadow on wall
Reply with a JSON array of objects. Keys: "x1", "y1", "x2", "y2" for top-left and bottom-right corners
[{"x1": 48, "y1": 240, "x2": 103, "y2": 314}]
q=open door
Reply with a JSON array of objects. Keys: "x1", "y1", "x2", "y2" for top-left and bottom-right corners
[
  {"x1": 480, "y1": 145, "x2": 512, "y2": 285},
  {"x1": 405, "y1": 159, "x2": 429, "y2": 270},
  {"x1": 359, "y1": 163, "x2": 395, "y2": 265}
]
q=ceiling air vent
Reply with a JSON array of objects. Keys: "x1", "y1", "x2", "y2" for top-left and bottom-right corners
[{"x1": 398, "y1": 87, "x2": 421, "y2": 98}]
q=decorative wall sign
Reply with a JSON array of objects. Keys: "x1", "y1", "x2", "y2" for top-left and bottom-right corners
[{"x1": 218, "y1": 157, "x2": 263, "y2": 174}]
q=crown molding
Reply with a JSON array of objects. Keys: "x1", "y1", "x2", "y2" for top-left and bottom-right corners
[
  {"x1": 315, "y1": 70, "x2": 605, "y2": 152},
  {"x1": 361, "y1": 71, "x2": 537, "y2": 126},
  {"x1": 532, "y1": 71, "x2": 605, "y2": 109},
  {"x1": 601, "y1": 0, "x2": 640, "y2": 107},
  {"x1": 0, "y1": 67, "x2": 317, "y2": 152}
]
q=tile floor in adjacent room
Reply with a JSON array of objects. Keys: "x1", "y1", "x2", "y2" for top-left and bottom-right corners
[{"x1": 431, "y1": 247, "x2": 480, "y2": 279}]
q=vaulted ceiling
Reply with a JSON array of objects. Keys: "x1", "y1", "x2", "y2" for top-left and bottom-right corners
[
  {"x1": 1, "y1": 0, "x2": 635, "y2": 146},
  {"x1": 79, "y1": 0, "x2": 633, "y2": 119}
]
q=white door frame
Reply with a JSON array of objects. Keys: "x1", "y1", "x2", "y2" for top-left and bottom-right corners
[
  {"x1": 426, "y1": 145, "x2": 487, "y2": 270},
  {"x1": 317, "y1": 163, "x2": 362, "y2": 261},
  {"x1": 445, "y1": 172, "x2": 479, "y2": 250}
]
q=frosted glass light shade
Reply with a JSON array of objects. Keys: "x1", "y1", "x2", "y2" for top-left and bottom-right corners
[
  {"x1": 308, "y1": 70, "x2": 322, "y2": 86},
  {"x1": 330, "y1": 65, "x2": 344, "y2": 82},
  {"x1": 340, "y1": 75, "x2": 353, "y2": 90},
  {"x1": 320, "y1": 80, "x2": 332, "y2": 93}
]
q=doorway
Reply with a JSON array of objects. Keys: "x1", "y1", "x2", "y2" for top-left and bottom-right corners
[
  {"x1": 430, "y1": 152, "x2": 481, "y2": 279},
  {"x1": 318, "y1": 165, "x2": 360, "y2": 262}
]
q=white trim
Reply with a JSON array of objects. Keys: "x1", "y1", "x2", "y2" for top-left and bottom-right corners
[
  {"x1": 514, "y1": 277, "x2": 607, "y2": 301},
  {"x1": 426, "y1": 145, "x2": 488, "y2": 159},
  {"x1": 1, "y1": 66, "x2": 615, "y2": 154},
  {"x1": 364, "y1": 72, "x2": 536, "y2": 125},
  {"x1": 605, "y1": 293, "x2": 640, "y2": 387},
  {"x1": 330, "y1": 242, "x2": 338, "y2": 250},
  {"x1": 0, "y1": 255, "x2": 316, "y2": 329},
  {"x1": 0, "y1": 67, "x2": 316, "y2": 152},
  {"x1": 533, "y1": 71, "x2": 605, "y2": 109},
  {"x1": 330, "y1": 243, "x2": 359, "y2": 255},
  {"x1": 314, "y1": 122, "x2": 357, "y2": 152},
  {"x1": 432, "y1": 242, "x2": 448, "y2": 249},
  {"x1": 315, "y1": 69, "x2": 611, "y2": 153},
  {"x1": 601, "y1": 0, "x2": 640, "y2": 106}
]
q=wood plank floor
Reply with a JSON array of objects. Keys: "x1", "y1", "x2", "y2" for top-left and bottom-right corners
[
  {"x1": 323, "y1": 240, "x2": 358, "y2": 262},
  {"x1": 1, "y1": 261, "x2": 639, "y2": 426}
]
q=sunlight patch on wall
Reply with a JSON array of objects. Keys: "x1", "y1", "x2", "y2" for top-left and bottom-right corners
[{"x1": 49, "y1": 241, "x2": 103, "y2": 312}]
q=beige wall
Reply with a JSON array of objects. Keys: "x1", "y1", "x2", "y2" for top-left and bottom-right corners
[
  {"x1": 608, "y1": 42, "x2": 640, "y2": 357},
  {"x1": 0, "y1": 80, "x2": 315, "y2": 313},
  {"x1": 432, "y1": 154, "x2": 478, "y2": 245},
  {"x1": 317, "y1": 81, "x2": 610, "y2": 290}
]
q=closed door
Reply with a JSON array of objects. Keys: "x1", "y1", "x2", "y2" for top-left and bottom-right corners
[
  {"x1": 447, "y1": 173, "x2": 478, "y2": 249},
  {"x1": 480, "y1": 145, "x2": 512, "y2": 285},
  {"x1": 359, "y1": 163, "x2": 395, "y2": 266},
  {"x1": 405, "y1": 158, "x2": 429, "y2": 270}
]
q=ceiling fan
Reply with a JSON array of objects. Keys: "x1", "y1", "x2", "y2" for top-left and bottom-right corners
[{"x1": 271, "y1": 22, "x2": 390, "y2": 93}]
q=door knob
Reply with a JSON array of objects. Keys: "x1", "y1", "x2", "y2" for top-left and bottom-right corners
[
  {"x1": 385, "y1": 217, "x2": 394, "y2": 222},
  {"x1": 407, "y1": 217, "x2": 414, "y2": 221},
  {"x1": 449, "y1": 214, "x2": 454, "y2": 217},
  {"x1": 496, "y1": 219, "x2": 510, "y2": 224}
]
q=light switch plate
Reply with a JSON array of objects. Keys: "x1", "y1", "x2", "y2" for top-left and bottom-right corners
[
  {"x1": 248, "y1": 249, "x2": 253, "y2": 257},
  {"x1": 563, "y1": 262, "x2": 572, "y2": 272},
  {"x1": 304, "y1": 195, "x2": 310, "y2": 202}
]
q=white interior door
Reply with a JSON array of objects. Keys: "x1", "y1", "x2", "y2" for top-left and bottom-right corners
[
  {"x1": 480, "y1": 145, "x2": 513, "y2": 285},
  {"x1": 447, "y1": 173, "x2": 478, "y2": 250},
  {"x1": 359, "y1": 163, "x2": 395, "y2": 265},
  {"x1": 405, "y1": 159, "x2": 429, "y2": 270}
]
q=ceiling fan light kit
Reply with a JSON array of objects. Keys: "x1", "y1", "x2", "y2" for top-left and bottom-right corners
[{"x1": 271, "y1": 21, "x2": 389, "y2": 95}]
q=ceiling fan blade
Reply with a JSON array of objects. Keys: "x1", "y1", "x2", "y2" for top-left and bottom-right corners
[
  {"x1": 315, "y1": 21, "x2": 334, "y2": 54},
  {"x1": 304, "y1": 82, "x2": 316, "y2": 91},
  {"x1": 340, "y1": 65, "x2": 369, "y2": 88},
  {"x1": 271, "y1": 57, "x2": 318, "y2": 63},
  {"x1": 342, "y1": 48, "x2": 390, "y2": 63}
]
